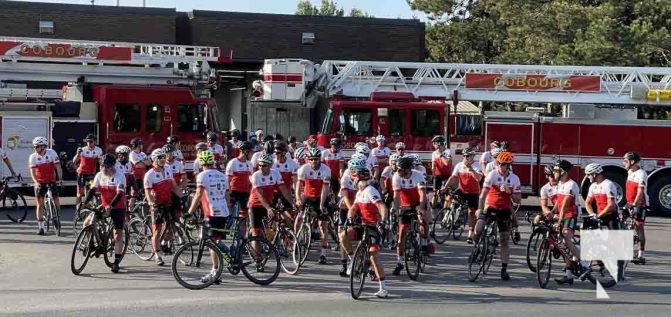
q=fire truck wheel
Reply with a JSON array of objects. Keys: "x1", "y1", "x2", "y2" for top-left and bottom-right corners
[
  {"x1": 649, "y1": 178, "x2": 671, "y2": 217},
  {"x1": 602, "y1": 170, "x2": 626, "y2": 208}
]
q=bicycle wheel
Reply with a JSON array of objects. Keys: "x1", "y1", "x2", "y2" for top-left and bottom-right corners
[
  {"x1": 104, "y1": 225, "x2": 129, "y2": 267},
  {"x1": 276, "y1": 229, "x2": 301, "y2": 275},
  {"x1": 468, "y1": 235, "x2": 487, "y2": 282},
  {"x1": 71, "y1": 226, "x2": 94, "y2": 275},
  {"x1": 536, "y1": 238, "x2": 552, "y2": 289},
  {"x1": 172, "y1": 240, "x2": 224, "y2": 290},
  {"x1": 44, "y1": 201, "x2": 53, "y2": 233},
  {"x1": 296, "y1": 222, "x2": 312, "y2": 266},
  {"x1": 72, "y1": 208, "x2": 90, "y2": 237},
  {"x1": 453, "y1": 208, "x2": 467, "y2": 240},
  {"x1": 526, "y1": 227, "x2": 544, "y2": 272},
  {"x1": 349, "y1": 242, "x2": 368, "y2": 300},
  {"x1": 3, "y1": 189, "x2": 28, "y2": 223},
  {"x1": 239, "y1": 236, "x2": 280, "y2": 285},
  {"x1": 127, "y1": 218, "x2": 154, "y2": 261},
  {"x1": 52, "y1": 201, "x2": 61, "y2": 237},
  {"x1": 431, "y1": 208, "x2": 451, "y2": 245},
  {"x1": 483, "y1": 231, "x2": 497, "y2": 275},
  {"x1": 585, "y1": 260, "x2": 618, "y2": 288},
  {"x1": 403, "y1": 234, "x2": 420, "y2": 281}
]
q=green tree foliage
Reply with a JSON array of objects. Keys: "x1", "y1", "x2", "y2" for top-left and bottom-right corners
[
  {"x1": 409, "y1": 0, "x2": 671, "y2": 67},
  {"x1": 296, "y1": 0, "x2": 374, "y2": 17}
]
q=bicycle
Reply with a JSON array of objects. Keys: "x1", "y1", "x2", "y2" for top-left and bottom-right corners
[
  {"x1": 400, "y1": 209, "x2": 428, "y2": 281},
  {"x1": 42, "y1": 184, "x2": 61, "y2": 236},
  {"x1": 72, "y1": 179, "x2": 101, "y2": 237},
  {"x1": 1, "y1": 175, "x2": 28, "y2": 223},
  {"x1": 432, "y1": 189, "x2": 468, "y2": 244},
  {"x1": 349, "y1": 222, "x2": 382, "y2": 300},
  {"x1": 467, "y1": 210, "x2": 500, "y2": 282},
  {"x1": 70, "y1": 207, "x2": 130, "y2": 275},
  {"x1": 171, "y1": 216, "x2": 280, "y2": 290},
  {"x1": 262, "y1": 210, "x2": 302, "y2": 275},
  {"x1": 619, "y1": 206, "x2": 641, "y2": 271},
  {"x1": 126, "y1": 201, "x2": 153, "y2": 261}
]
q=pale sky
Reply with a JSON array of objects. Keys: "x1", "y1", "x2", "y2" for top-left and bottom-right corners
[{"x1": 10, "y1": 0, "x2": 426, "y2": 20}]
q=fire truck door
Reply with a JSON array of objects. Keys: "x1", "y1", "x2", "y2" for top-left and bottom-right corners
[
  {"x1": 484, "y1": 121, "x2": 537, "y2": 193},
  {"x1": 376, "y1": 108, "x2": 389, "y2": 138}
]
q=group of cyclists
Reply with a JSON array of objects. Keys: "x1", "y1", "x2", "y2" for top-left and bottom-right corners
[{"x1": 21, "y1": 129, "x2": 649, "y2": 297}]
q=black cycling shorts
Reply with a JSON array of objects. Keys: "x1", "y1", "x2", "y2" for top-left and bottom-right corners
[
  {"x1": 250, "y1": 207, "x2": 268, "y2": 229},
  {"x1": 399, "y1": 205, "x2": 420, "y2": 225},
  {"x1": 109, "y1": 209, "x2": 126, "y2": 230},
  {"x1": 77, "y1": 174, "x2": 95, "y2": 188},
  {"x1": 35, "y1": 183, "x2": 60, "y2": 198},
  {"x1": 230, "y1": 191, "x2": 250, "y2": 212},
  {"x1": 480, "y1": 207, "x2": 512, "y2": 233}
]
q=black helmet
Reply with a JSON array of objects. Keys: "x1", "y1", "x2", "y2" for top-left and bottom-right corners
[
  {"x1": 274, "y1": 141, "x2": 288, "y2": 153},
  {"x1": 130, "y1": 137, "x2": 142, "y2": 148},
  {"x1": 206, "y1": 131, "x2": 217, "y2": 142},
  {"x1": 354, "y1": 166, "x2": 371, "y2": 180},
  {"x1": 624, "y1": 151, "x2": 641, "y2": 163},
  {"x1": 397, "y1": 156, "x2": 414, "y2": 170},
  {"x1": 263, "y1": 141, "x2": 274, "y2": 154},
  {"x1": 330, "y1": 138, "x2": 342, "y2": 146},
  {"x1": 230, "y1": 129, "x2": 240, "y2": 137},
  {"x1": 273, "y1": 133, "x2": 284, "y2": 141},
  {"x1": 431, "y1": 135, "x2": 446, "y2": 144},
  {"x1": 239, "y1": 141, "x2": 253, "y2": 151},
  {"x1": 288, "y1": 136, "x2": 297, "y2": 143},
  {"x1": 83, "y1": 133, "x2": 95, "y2": 142},
  {"x1": 543, "y1": 164, "x2": 554, "y2": 176},
  {"x1": 162, "y1": 144, "x2": 175, "y2": 154},
  {"x1": 554, "y1": 159, "x2": 573, "y2": 173},
  {"x1": 263, "y1": 135, "x2": 275, "y2": 143},
  {"x1": 462, "y1": 147, "x2": 476, "y2": 156},
  {"x1": 166, "y1": 135, "x2": 180, "y2": 145},
  {"x1": 101, "y1": 153, "x2": 116, "y2": 167},
  {"x1": 500, "y1": 141, "x2": 510, "y2": 150}
]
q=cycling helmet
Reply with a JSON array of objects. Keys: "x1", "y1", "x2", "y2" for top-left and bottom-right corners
[
  {"x1": 496, "y1": 151, "x2": 514, "y2": 164},
  {"x1": 206, "y1": 132, "x2": 217, "y2": 142},
  {"x1": 395, "y1": 142, "x2": 405, "y2": 149},
  {"x1": 239, "y1": 141, "x2": 253, "y2": 152},
  {"x1": 166, "y1": 135, "x2": 180, "y2": 145},
  {"x1": 462, "y1": 147, "x2": 476, "y2": 156},
  {"x1": 295, "y1": 147, "x2": 307, "y2": 159},
  {"x1": 375, "y1": 135, "x2": 385, "y2": 142},
  {"x1": 348, "y1": 159, "x2": 367, "y2": 171},
  {"x1": 306, "y1": 147, "x2": 321, "y2": 158},
  {"x1": 263, "y1": 135, "x2": 275, "y2": 143},
  {"x1": 162, "y1": 144, "x2": 175, "y2": 154},
  {"x1": 584, "y1": 163, "x2": 603, "y2": 174},
  {"x1": 490, "y1": 141, "x2": 501, "y2": 149},
  {"x1": 230, "y1": 129, "x2": 240, "y2": 138},
  {"x1": 355, "y1": 144, "x2": 370, "y2": 155},
  {"x1": 491, "y1": 147, "x2": 502, "y2": 157},
  {"x1": 150, "y1": 148, "x2": 166, "y2": 161},
  {"x1": 115, "y1": 145, "x2": 131, "y2": 155},
  {"x1": 263, "y1": 141, "x2": 274, "y2": 154},
  {"x1": 350, "y1": 153, "x2": 367, "y2": 162},
  {"x1": 195, "y1": 142, "x2": 209, "y2": 151},
  {"x1": 130, "y1": 137, "x2": 143, "y2": 148},
  {"x1": 409, "y1": 153, "x2": 421, "y2": 165},
  {"x1": 624, "y1": 151, "x2": 641, "y2": 163},
  {"x1": 543, "y1": 164, "x2": 554, "y2": 176},
  {"x1": 83, "y1": 134, "x2": 95, "y2": 142},
  {"x1": 288, "y1": 136, "x2": 297, "y2": 143},
  {"x1": 258, "y1": 154, "x2": 274, "y2": 166},
  {"x1": 500, "y1": 141, "x2": 510, "y2": 150},
  {"x1": 273, "y1": 133, "x2": 284, "y2": 141},
  {"x1": 32, "y1": 136, "x2": 48, "y2": 147},
  {"x1": 330, "y1": 138, "x2": 342, "y2": 146},
  {"x1": 554, "y1": 159, "x2": 573, "y2": 174},
  {"x1": 101, "y1": 153, "x2": 116, "y2": 167},
  {"x1": 353, "y1": 166, "x2": 371, "y2": 180},
  {"x1": 274, "y1": 141, "x2": 288, "y2": 153},
  {"x1": 389, "y1": 153, "x2": 400, "y2": 163},
  {"x1": 431, "y1": 135, "x2": 446, "y2": 144},
  {"x1": 397, "y1": 155, "x2": 414, "y2": 170},
  {"x1": 198, "y1": 150, "x2": 215, "y2": 166}
]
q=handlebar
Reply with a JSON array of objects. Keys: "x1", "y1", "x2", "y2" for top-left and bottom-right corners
[{"x1": 2, "y1": 174, "x2": 23, "y2": 183}]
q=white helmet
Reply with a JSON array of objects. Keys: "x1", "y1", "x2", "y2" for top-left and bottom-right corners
[
  {"x1": 491, "y1": 147, "x2": 502, "y2": 157},
  {"x1": 584, "y1": 163, "x2": 603, "y2": 174},
  {"x1": 351, "y1": 153, "x2": 367, "y2": 161},
  {"x1": 32, "y1": 136, "x2": 48, "y2": 147},
  {"x1": 376, "y1": 135, "x2": 385, "y2": 142},
  {"x1": 409, "y1": 154, "x2": 421, "y2": 165},
  {"x1": 115, "y1": 145, "x2": 131, "y2": 155},
  {"x1": 150, "y1": 148, "x2": 166, "y2": 161},
  {"x1": 395, "y1": 142, "x2": 405, "y2": 149},
  {"x1": 355, "y1": 144, "x2": 370, "y2": 155}
]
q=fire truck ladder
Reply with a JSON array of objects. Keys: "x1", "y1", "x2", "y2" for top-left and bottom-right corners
[
  {"x1": 318, "y1": 60, "x2": 671, "y2": 106},
  {"x1": 0, "y1": 36, "x2": 232, "y2": 86}
]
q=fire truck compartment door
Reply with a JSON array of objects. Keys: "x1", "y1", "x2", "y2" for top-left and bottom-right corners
[
  {"x1": 1, "y1": 113, "x2": 51, "y2": 179},
  {"x1": 484, "y1": 121, "x2": 537, "y2": 191}
]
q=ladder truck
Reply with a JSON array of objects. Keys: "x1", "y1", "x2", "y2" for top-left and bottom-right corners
[
  {"x1": 0, "y1": 36, "x2": 232, "y2": 193},
  {"x1": 254, "y1": 58, "x2": 671, "y2": 216}
]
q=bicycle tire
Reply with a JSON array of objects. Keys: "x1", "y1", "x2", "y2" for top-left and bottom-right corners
[
  {"x1": 403, "y1": 234, "x2": 420, "y2": 281},
  {"x1": 431, "y1": 209, "x2": 450, "y2": 245},
  {"x1": 350, "y1": 241, "x2": 368, "y2": 300},
  {"x1": 172, "y1": 240, "x2": 224, "y2": 290},
  {"x1": 297, "y1": 222, "x2": 312, "y2": 266},
  {"x1": 104, "y1": 225, "x2": 130, "y2": 267},
  {"x1": 276, "y1": 229, "x2": 301, "y2": 275},
  {"x1": 3, "y1": 189, "x2": 28, "y2": 223},
  {"x1": 127, "y1": 218, "x2": 154, "y2": 261},
  {"x1": 586, "y1": 260, "x2": 618, "y2": 288},
  {"x1": 53, "y1": 201, "x2": 61, "y2": 237},
  {"x1": 468, "y1": 235, "x2": 486, "y2": 282},
  {"x1": 44, "y1": 200, "x2": 53, "y2": 233},
  {"x1": 239, "y1": 236, "x2": 280, "y2": 285},
  {"x1": 526, "y1": 227, "x2": 544, "y2": 273},
  {"x1": 72, "y1": 208, "x2": 88, "y2": 237},
  {"x1": 71, "y1": 226, "x2": 94, "y2": 275},
  {"x1": 453, "y1": 208, "x2": 467, "y2": 240},
  {"x1": 483, "y1": 230, "x2": 496, "y2": 275},
  {"x1": 536, "y1": 238, "x2": 552, "y2": 289}
]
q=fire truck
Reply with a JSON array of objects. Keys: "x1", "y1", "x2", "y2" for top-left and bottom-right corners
[
  {"x1": 0, "y1": 36, "x2": 232, "y2": 192},
  {"x1": 255, "y1": 59, "x2": 671, "y2": 217}
]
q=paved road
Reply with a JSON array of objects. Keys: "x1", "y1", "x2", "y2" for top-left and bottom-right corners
[{"x1": 1, "y1": 202, "x2": 670, "y2": 316}]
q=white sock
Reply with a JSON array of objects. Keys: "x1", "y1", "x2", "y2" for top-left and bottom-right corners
[
  {"x1": 397, "y1": 255, "x2": 403, "y2": 264},
  {"x1": 638, "y1": 250, "x2": 644, "y2": 258},
  {"x1": 38, "y1": 221, "x2": 44, "y2": 229},
  {"x1": 379, "y1": 279, "x2": 386, "y2": 290},
  {"x1": 211, "y1": 267, "x2": 217, "y2": 275},
  {"x1": 321, "y1": 248, "x2": 328, "y2": 257},
  {"x1": 348, "y1": 254, "x2": 353, "y2": 263},
  {"x1": 565, "y1": 269, "x2": 572, "y2": 278},
  {"x1": 468, "y1": 230, "x2": 472, "y2": 238}
]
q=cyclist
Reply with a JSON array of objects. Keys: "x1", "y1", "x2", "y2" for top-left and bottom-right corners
[
  {"x1": 474, "y1": 151, "x2": 521, "y2": 281},
  {"x1": 431, "y1": 135, "x2": 452, "y2": 192},
  {"x1": 539, "y1": 164, "x2": 559, "y2": 215},
  {"x1": 249, "y1": 154, "x2": 294, "y2": 239},
  {"x1": 164, "y1": 144, "x2": 187, "y2": 191},
  {"x1": 227, "y1": 129, "x2": 243, "y2": 159},
  {"x1": 294, "y1": 146, "x2": 308, "y2": 166},
  {"x1": 144, "y1": 148, "x2": 182, "y2": 266},
  {"x1": 444, "y1": 147, "x2": 483, "y2": 244},
  {"x1": 129, "y1": 138, "x2": 151, "y2": 209},
  {"x1": 321, "y1": 138, "x2": 345, "y2": 195},
  {"x1": 225, "y1": 141, "x2": 254, "y2": 223},
  {"x1": 394, "y1": 142, "x2": 406, "y2": 159},
  {"x1": 287, "y1": 136, "x2": 299, "y2": 157},
  {"x1": 72, "y1": 134, "x2": 103, "y2": 208},
  {"x1": 295, "y1": 147, "x2": 332, "y2": 264},
  {"x1": 82, "y1": 154, "x2": 127, "y2": 273},
  {"x1": 391, "y1": 155, "x2": 429, "y2": 275},
  {"x1": 410, "y1": 154, "x2": 426, "y2": 177},
  {"x1": 1, "y1": 146, "x2": 17, "y2": 177},
  {"x1": 206, "y1": 132, "x2": 227, "y2": 170},
  {"x1": 480, "y1": 141, "x2": 500, "y2": 169},
  {"x1": 166, "y1": 135, "x2": 184, "y2": 161},
  {"x1": 114, "y1": 145, "x2": 135, "y2": 212},
  {"x1": 380, "y1": 154, "x2": 399, "y2": 205},
  {"x1": 251, "y1": 141, "x2": 274, "y2": 170},
  {"x1": 483, "y1": 148, "x2": 502, "y2": 174},
  {"x1": 186, "y1": 150, "x2": 231, "y2": 284},
  {"x1": 552, "y1": 159, "x2": 586, "y2": 285},
  {"x1": 272, "y1": 141, "x2": 299, "y2": 221},
  {"x1": 623, "y1": 152, "x2": 648, "y2": 264},
  {"x1": 337, "y1": 159, "x2": 366, "y2": 277},
  {"x1": 192, "y1": 142, "x2": 209, "y2": 174},
  {"x1": 29, "y1": 137, "x2": 63, "y2": 235},
  {"x1": 371, "y1": 135, "x2": 391, "y2": 175},
  {"x1": 345, "y1": 166, "x2": 389, "y2": 298}
]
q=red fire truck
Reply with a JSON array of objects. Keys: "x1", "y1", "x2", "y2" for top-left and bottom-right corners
[
  {"x1": 0, "y1": 36, "x2": 232, "y2": 191},
  {"x1": 256, "y1": 59, "x2": 671, "y2": 216}
]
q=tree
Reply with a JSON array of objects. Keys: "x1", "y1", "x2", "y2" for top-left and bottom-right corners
[{"x1": 296, "y1": 0, "x2": 373, "y2": 17}]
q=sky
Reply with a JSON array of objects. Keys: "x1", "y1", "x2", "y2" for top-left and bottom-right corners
[{"x1": 11, "y1": 0, "x2": 426, "y2": 20}]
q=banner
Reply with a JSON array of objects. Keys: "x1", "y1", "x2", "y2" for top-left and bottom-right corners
[
  {"x1": 465, "y1": 73, "x2": 601, "y2": 92},
  {"x1": 0, "y1": 41, "x2": 132, "y2": 61}
]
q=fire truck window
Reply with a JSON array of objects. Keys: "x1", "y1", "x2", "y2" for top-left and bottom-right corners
[
  {"x1": 146, "y1": 104, "x2": 162, "y2": 133},
  {"x1": 388, "y1": 109, "x2": 405, "y2": 136},
  {"x1": 113, "y1": 104, "x2": 140, "y2": 133},
  {"x1": 177, "y1": 104, "x2": 207, "y2": 132},
  {"x1": 411, "y1": 109, "x2": 440, "y2": 136},
  {"x1": 342, "y1": 109, "x2": 372, "y2": 136},
  {"x1": 455, "y1": 114, "x2": 482, "y2": 135}
]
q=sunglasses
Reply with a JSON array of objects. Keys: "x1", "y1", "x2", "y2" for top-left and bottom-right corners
[
  {"x1": 156, "y1": 155, "x2": 166, "y2": 160},
  {"x1": 259, "y1": 164, "x2": 270, "y2": 167},
  {"x1": 308, "y1": 158, "x2": 320, "y2": 161},
  {"x1": 34, "y1": 145, "x2": 45, "y2": 149},
  {"x1": 500, "y1": 163, "x2": 511, "y2": 167}
]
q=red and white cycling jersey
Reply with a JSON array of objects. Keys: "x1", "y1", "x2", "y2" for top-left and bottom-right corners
[
  {"x1": 92, "y1": 171, "x2": 126, "y2": 209},
  {"x1": 196, "y1": 168, "x2": 230, "y2": 218},
  {"x1": 587, "y1": 179, "x2": 618, "y2": 214},
  {"x1": 540, "y1": 182, "x2": 558, "y2": 206},
  {"x1": 371, "y1": 146, "x2": 391, "y2": 169},
  {"x1": 355, "y1": 185, "x2": 383, "y2": 225},
  {"x1": 76, "y1": 146, "x2": 103, "y2": 175},
  {"x1": 432, "y1": 149, "x2": 452, "y2": 177},
  {"x1": 166, "y1": 159, "x2": 185, "y2": 184},
  {"x1": 556, "y1": 179, "x2": 581, "y2": 218},
  {"x1": 480, "y1": 151, "x2": 493, "y2": 166},
  {"x1": 143, "y1": 167, "x2": 174, "y2": 205},
  {"x1": 392, "y1": 170, "x2": 426, "y2": 207},
  {"x1": 321, "y1": 149, "x2": 344, "y2": 179},
  {"x1": 296, "y1": 164, "x2": 331, "y2": 199},
  {"x1": 249, "y1": 169, "x2": 283, "y2": 208},
  {"x1": 413, "y1": 165, "x2": 426, "y2": 178},
  {"x1": 483, "y1": 170, "x2": 521, "y2": 210},
  {"x1": 114, "y1": 161, "x2": 133, "y2": 184},
  {"x1": 365, "y1": 156, "x2": 377, "y2": 171},
  {"x1": 29, "y1": 149, "x2": 59, "y2": 184},
  {"x1": 380, "y1": 166, "x2": 396, "y2": 193},
  {"x1": 451, "y1": 161, "x2": 482, "y2": 194},
  {"x1": 252, "y1": 151, "x2": 291, "y2": 169},
  {"x1": 272, "y1": 157, "x2": 298, "y2": 189},
  {"x1": 129, "y1": 151, "x2": 149, "y2": 180},
  {"x1": 626, "y1": 169, "x2": 648, "y2": 205},
  {"x1": 173, "y1": 149, "x2": 184, "y2": 162},
  {"x1": 338, "y1": 173, "x2": 357, "y2": 209},
  {"x1": 228, "y1": 139, "x2": 243, "y2": 158},
  {"x1": 225, "y1": 158, "x2": 253, "y2": 193},
  {"x1": 209, "y1": 143, "x2": 226, "y2": 163}
]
